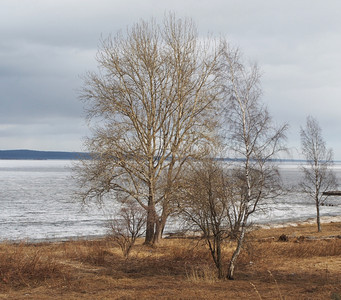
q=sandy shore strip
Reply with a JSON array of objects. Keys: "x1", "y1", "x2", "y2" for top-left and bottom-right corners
[{"x1": 257, "y1": 215, "x2": 341, "y2": 229}]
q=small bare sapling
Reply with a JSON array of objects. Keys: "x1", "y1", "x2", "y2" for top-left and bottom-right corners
[{"x1": 108, "y1": 202, "x2": 146, "y2": 258}]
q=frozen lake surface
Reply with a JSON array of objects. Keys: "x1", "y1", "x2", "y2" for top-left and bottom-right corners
[
  {"x1": 0, "y1": 160, "x2": 113, "y2": 242},
  {"x1": 0, "y1": 160, "x2": 340, "y2": 242}
]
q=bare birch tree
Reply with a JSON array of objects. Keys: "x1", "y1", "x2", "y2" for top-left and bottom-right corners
[
  {"x1": 176, "y1": 48, "x2": 287, "y2": 280},
  {"x1": 75, "y1": 14, "x2": 224, "y2": 245},
  {"x1": 222, "y1": 48, "x2": 288, "y2": 280},
  {"x1": 300, "y1": 116, "x2": 338, "y2": 232}
]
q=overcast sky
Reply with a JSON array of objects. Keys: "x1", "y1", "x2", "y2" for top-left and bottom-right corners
[{"x1": 1, "y1": 0, "x2": 341, "y2": 159}]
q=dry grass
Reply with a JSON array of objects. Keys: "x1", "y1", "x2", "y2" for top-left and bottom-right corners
[
  {"x1": 186, "y1": 264, "x2": 218, "y2": 283},
  {"x1": 0, "y1": 223, "x2": 341, "y2": 299},
  {"x1": 0, "y1": 242, "x2": 69, "y2": 289}
]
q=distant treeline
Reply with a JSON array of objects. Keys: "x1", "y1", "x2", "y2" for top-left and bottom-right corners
[
  {"x1": 0, "y1": 150, "x2": 91, "y2": 160},
  {"x1": 1, "y1": 150, "x2": 337, "y2": 163}
]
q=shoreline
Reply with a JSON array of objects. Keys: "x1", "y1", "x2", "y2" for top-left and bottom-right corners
[
  {"x1": 1, "y1": 215, "x2": 341, "y2": 244},
  {"x1": 0, "y1": 234, "x2": 108, "y2": 245}
]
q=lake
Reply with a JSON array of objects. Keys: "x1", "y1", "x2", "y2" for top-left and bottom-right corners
[{"x1": 0, "y1": 160, "x2": 340, "y2": 242}]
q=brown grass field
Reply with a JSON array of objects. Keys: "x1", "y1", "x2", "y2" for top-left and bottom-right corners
[{"x1": 0, "y1": 222, "x2": 341, "y2": 299}]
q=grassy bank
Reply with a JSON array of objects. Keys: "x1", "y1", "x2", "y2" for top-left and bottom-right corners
[{"x1": 0, "y1": 222, "x2": 341, "y2": 299}]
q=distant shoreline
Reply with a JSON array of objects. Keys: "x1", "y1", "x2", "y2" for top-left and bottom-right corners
[
  {"x1": 1, "y1": 150, "x2": 340, "y2": 163},
  {"x1": 0, "y1": 150, "x2": 90, "y2": 160}
]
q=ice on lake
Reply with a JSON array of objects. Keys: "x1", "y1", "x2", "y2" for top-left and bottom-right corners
[
  {"x1": 0, "y1": 160, "x2": 341, "y2": 242},
  {"x1": 0, "y1": 160, "x2": 116, "y2": 242}
]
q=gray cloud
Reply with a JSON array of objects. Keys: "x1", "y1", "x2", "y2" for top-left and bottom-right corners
[{"x1": 1, "y1": 0, "x2": 341, "y2": 157}]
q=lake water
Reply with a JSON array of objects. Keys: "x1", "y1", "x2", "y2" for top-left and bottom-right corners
[{"x1": 0, "y1": 160, "x2": 340, "y2": 242}]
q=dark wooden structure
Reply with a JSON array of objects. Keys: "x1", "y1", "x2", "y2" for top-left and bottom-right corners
[{"x1": 322, "y1": 191, "x2": 341, "y2": 196}]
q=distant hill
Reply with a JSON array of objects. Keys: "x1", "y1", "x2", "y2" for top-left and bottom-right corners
[
  {"x1": 1, "y1": 150, "x2": 338, "y2": 163},
  {"x1": 0, "y1": 150, "x2": 90, "y2": 160}
]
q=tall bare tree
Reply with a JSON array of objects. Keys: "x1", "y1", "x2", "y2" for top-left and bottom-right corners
[
  {"x1": 222, "y1": 48, "x2": 288, "y2": 279},
  {"x1": 75, "y1": 14, "x2": 224, "y2": 245},
  {"x1": 300, "y1": 116, "x2": 338, "y2": 232}
]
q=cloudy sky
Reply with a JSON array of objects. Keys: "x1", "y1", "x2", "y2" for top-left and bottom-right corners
[{"x1": 1, "y1": 0, "x2": 341, "y2": 159}]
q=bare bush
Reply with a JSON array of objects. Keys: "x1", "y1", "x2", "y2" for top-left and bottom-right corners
[
  {"x1": 176, "y1": 158, "x2": 232, "y2": 279},
  {"x1": 108, "y1": 202, "x2": 146, "y2": 258}
]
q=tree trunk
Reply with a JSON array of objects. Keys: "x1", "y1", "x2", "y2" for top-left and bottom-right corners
[
  {"x1": 153, "y1": 221, "x2": 163, "y2": 245},
  {"x1": 216, "y1": 239, "x2": 223, "y2": 279},
  {"x1": 156, "y1": 207, "x2": 169, "y2": 242},
  {"x1": 316, "y1": 200, "x2": 321, "y2": 232},
  {"x1": 144, "y1": 206, "x2": 155, "y2": 245},
  {"x1": 144, "y1": 191, "x2": 156, "y2": 245},
  {"x1": 227, "y1": 224, "x2": 246, "y2": 280},
  {"x1": 153, "y1": 219, "x2": 161, "y2": 245}
]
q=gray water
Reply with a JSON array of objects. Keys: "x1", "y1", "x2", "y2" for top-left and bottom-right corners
[{"x1": 0, "y1": 160, "x2": 340, "y2": 242}]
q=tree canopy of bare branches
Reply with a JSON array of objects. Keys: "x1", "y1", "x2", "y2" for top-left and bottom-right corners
[
  {"x1": 75, "y1": 14, "x2": 224, "y2": 245},
  {"x1": 300, "y1": 116, "x2": 338, "y2": 232}
]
